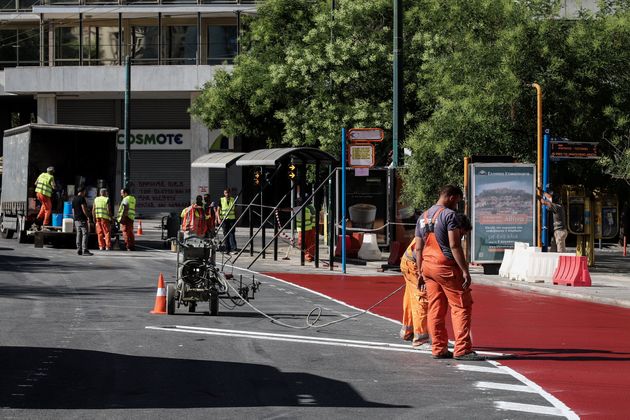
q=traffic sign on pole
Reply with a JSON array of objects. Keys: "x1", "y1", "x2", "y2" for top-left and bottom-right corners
[{"x1": 347, "y1": 128, "x2": 384, "y2": 142}]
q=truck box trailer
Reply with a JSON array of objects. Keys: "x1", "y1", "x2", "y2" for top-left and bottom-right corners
[{"x1": 0, "y1": 124, "x2": 119, "y2": 244}]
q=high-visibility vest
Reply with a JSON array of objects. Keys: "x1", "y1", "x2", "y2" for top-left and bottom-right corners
[
  {"x1": 118, "y1": 195, "x2": 136, "y2": 222},
  {"x1": 180, "y1": 205, "x2": 206, "y2": 236},
  {"x1": 296, "y1": 206, "x2": 313, "y2": 232},
  {"x1": 35, "y1": 172, "x2": 54, "y2": 197},
  {"x1": 94, "y1": 196, "x2": 110, "y2": 220},
  {"x1": 220, "y1": 197, "x2": 236, "y2": 220}
]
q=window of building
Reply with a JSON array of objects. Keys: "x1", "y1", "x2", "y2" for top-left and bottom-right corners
[
  {"x1": 0, "y1": 26, "x2": 42, "y2": 69},
  {"x1": 55, "y1": 26, "x2": 81, "y2": 65},
  {"x1": 18, "y1": 0, "x2": 38, "y2": 10},
  {"x1": 207, "y1": 25, "x2": 237, "y2": 65},
  {"x1": 83, "y1": 24, "x2": 120, "y2": 65},
  {"x1": 131, "y1": 25, "x2": 159, "y2": 64},
  {"x1": 162, "y1": 25, "x2": 197, "y2": 65}
]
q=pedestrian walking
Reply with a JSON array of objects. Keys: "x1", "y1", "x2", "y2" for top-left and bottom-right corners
[
  {"x1": 538, "y1": 187, "x2": 568, "y2": 252},
  {"x1": 416, "y1": 185, "x2": 482, "y2": 360},
  {"x1": 399, "y1": 237, "x2": 430, "y2": 348},
  {"x1": 117, "y1": 188, "x2": 136, "y2": 251},
  {"x1": 92, "y1": 188, "x2": 112, "y2": 251},
  {"x1": 180, "y1": 195, "x2": 207, "y2": 238},
  {"x1": 34, "y1": 166, "x2": 56, "y2": 227},
  {"x1": 72, "y1": 187, "x2": 92, "y2": 256},
  {"x1": 217, "y1": 188, "x2": 237, "y2": 254}
]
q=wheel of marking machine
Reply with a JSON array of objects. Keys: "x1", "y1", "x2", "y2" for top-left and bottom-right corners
[
  {"x1": 0, "y1": 215, "x2": 14, "y2": 239},
  {"x1": 166, "y1": 283, "x2": 176, "y2": 315}
]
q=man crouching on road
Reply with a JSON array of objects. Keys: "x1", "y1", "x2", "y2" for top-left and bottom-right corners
[{"x1": 415, "y1": 185, "x2": 482, "y2": 361}]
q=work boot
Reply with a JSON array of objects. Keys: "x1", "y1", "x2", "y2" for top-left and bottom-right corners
[
  {"x1": 432, "y1": 351, "x2": 453, "y2": 359},
  {"x1": 77, "y1": 249, "x2": 83, "y2": 255},
  {"x1": 82, "y1": 250, "x2": 94, "y2": 256},
  {"x1": 454, "y1": 351, "x2": 485, "y2": 361}
]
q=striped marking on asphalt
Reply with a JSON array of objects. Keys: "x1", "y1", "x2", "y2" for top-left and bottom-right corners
[
  {"x1": 146, "y1": 325, "x2": 431, "y2": 354},
  {"x1": 475, "y1": 381, "x2": 538, "y2": 393},
  {"x1": 456, "y1": 365, "x2": 510, "y2": 374},
  {"x1": 495, "y1": 401, "x2": 569, "y2": 417}
]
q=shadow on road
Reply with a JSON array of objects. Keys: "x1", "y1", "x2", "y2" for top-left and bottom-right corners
[
  {"x1": 478, "y1": 346, "x2": 630, "y2": 361},
  {"x1": 0, "y1": 346, "x2": 405, "y2": 409}
]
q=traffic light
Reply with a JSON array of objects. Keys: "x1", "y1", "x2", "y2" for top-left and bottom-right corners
[
  {"x1": 288, "y1": 163, "x2": 297, "y2": 181},
  {"x1": 254, "y1": 170, "x2": 261, "y2": 186}
]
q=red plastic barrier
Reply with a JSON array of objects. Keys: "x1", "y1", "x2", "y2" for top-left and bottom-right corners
[
  {"x1": 552, "y1": 255, "x2": 592, "y2": 287},
  {"x1": 334, "y1": 234, "x2": 363, "y2": 258}
]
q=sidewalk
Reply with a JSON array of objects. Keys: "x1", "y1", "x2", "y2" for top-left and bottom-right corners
[{"x1": 138, "y1": 219, "x2": 630, "y2": 308}]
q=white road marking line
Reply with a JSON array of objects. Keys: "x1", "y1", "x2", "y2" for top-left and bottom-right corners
[
  {"x1": 457, "y1": 365, "x2": 510, "y2": 374},
  {"x1": 475, "y1": 381, "x2": 537, "y2": 393},
  {"x1": 146, "y1": 326, "x2": 430, "y2": 354},
  {"x1": 17, "y1": 385, "x2": 33, "y2": 388},
  {"x1": 495, "y1": 401, "x2": 568, "y2": 417},
  {"x1": 165, "y1": 325, "x2": 416, "y2": 348},
  {"x1": 487, "y1": 361, "x2": 579, "y2": 420}
]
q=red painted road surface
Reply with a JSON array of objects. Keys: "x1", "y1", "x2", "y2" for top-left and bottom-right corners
[{"x1": 266, "y1": 273, "x2": 630, "y2": 418}]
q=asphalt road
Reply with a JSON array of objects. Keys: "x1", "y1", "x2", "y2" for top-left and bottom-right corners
[{"x1": 0, "y1": 237, "x2": 574, "y2": 419}]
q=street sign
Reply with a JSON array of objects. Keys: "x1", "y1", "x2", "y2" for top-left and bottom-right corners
[
  {"x1": 550, "y1": 141, "x2": 598, "y2": 160},
  {"x1": 349, "y1": 143, "x2": 375, "y2": 167},
  {"x1": 347, "y1": 128, "x2": 384, "y2": 142}
]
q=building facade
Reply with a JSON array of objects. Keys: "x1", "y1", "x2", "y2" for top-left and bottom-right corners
[{"x1": 0, "y1": 0, "x2": 255, "y2": 216}]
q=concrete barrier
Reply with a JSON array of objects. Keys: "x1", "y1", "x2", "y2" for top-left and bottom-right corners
[
  {"x1": 358, "y1": 233, "x2": 382, "y2": 261},
  {"x1": 553, "y1": 255, "x2": 592, "y2": 287}
]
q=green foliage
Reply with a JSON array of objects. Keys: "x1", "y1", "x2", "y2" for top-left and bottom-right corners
[{"x1": 191, "y1": 0, "x2": 630, "y2": 206}]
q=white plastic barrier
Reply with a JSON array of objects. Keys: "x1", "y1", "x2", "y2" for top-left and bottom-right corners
[
  {"x1": 358, "y1": 233, "x2": 382, "y2": 261},
  {"x1": 498, "y1": 249, "x2": 513, "y2": 278},
  {"x1": 508, "y1": 245, "x2": 542, "y2": 281},
  {"x1": 521, "y1": 252, "x2": 576, "y2": 283}
]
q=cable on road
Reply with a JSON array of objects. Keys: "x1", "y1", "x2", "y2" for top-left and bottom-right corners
[{"x1": 218, "y1": 271, "x2": 405, "y2": 330}]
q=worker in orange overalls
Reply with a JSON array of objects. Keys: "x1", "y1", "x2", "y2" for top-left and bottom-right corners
[
  {"x1": 399, "y1": 237, "x2": 430, "y2": 348},
  {"x1": 34, "y1": 166, "x2": 56, "y2": 227},
  {"x1": 180, "y1": 195, "x2": 207, "y2": 238},
  {"x1": 416, "y1": 185, "x2": 482, "y2": 361}
]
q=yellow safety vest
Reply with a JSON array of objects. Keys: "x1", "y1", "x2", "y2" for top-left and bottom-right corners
[
  {"x1": 35, "y1": 172, "x2": 54, "y2": 197},
  {"x1": 308, "y1": 204, "x2": 317, "y2": 229},
  {"x1": 220, "y1": 197, "x2": 236, "y2": 220},
  {"x1": 94, "y1": 196, "x2": 110, "y2": 220},
  {"x1": 118, "y1": 195, "x2": 136, "y2": 222},
  {"x1": 296, "y1": 206, "x2": 313, "y2": 232}
]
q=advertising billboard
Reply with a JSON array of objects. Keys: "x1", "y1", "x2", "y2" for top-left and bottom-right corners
[{"x1": 471, "y1": 163, "x2": 536, "y2": 263}]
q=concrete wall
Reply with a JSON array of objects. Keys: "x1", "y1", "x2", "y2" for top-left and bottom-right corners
[{"x1": 5, "y1": 65, "x2": 232, "y2": 94}]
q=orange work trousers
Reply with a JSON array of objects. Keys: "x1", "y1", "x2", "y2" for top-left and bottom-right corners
[
  {"x1": 423, "y1": 262, "x2": 473, "y2": 357},
  {"x1": 298, "y1": 229, "x2": 316, "y2": 262},
  {"x1": 120, "y1": 220, "x2": 135, "y2": 250},
  {"x1": 36, "y1": 192, "x2": 52, "y2": 226},
  {"x1": 95, "y1": 218, "x2": 112, "y2": 250},
  {"x1": 400, "y1": 256, "x2": 429, "y2": 345}
]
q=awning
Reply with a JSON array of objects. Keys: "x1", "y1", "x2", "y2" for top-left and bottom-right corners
[
  {"x1": 236, "y1": 147, "x2": 337, "y2": 167},
  {"x1": 191, "y1": 152, "x2": 246, "y2": 169}
]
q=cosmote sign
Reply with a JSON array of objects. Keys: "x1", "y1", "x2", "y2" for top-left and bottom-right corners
[{"x1": 117, "y1": 130, "x2": 191, "y2": 150}]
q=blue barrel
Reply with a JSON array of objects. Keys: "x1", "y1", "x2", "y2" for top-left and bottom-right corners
[
  {"x1": 63, "y1": 201, "x2": 73, "y2": 219},
  {"x1": 52, "y1": 213, "x2": 63, "y2": 227}
]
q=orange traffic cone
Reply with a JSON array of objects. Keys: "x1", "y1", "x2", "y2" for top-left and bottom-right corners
[
  {"x1": 137, "y1": 220, "x2": 143, "y2": 236},
  {"x1": 150, "y1": 273, "x2": 167, "y2": 314}
]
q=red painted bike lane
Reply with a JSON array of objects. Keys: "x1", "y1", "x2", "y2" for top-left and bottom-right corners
[{"x1": 266, "y1": 272, "x2": 630, "y2": 418}]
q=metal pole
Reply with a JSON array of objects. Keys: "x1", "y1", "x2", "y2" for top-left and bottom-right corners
[
  {"x1": 542, "y1": 130, "x2": 550, "y2": 249},
  {"x1": 249, "y1": 205, "x2": 254, "y2": 256},
  {"x1": 123, "y1": 55, "x2": 131, "y2": 189},
  {"x1": 341, "y1": 128, "x2": 347, "y2": 273},
  {"x1": 260, "y1": 168, "x2": 265, "y2": 259},
  {"x1": 532, "y1": 82, "x2": 542, "y2": 247},
  {"x1": 392, "y1": 0, "x2": 403, "y2": 168},
  {"x1": 463, "y1": 156, "x2": 470, "y2": 261},
  {"x1": 315, "y1": 161, "x2": 320, "y2": 268},
  {"x1": 329, "y1": 165, "x2": 335, "y2": 271}
]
